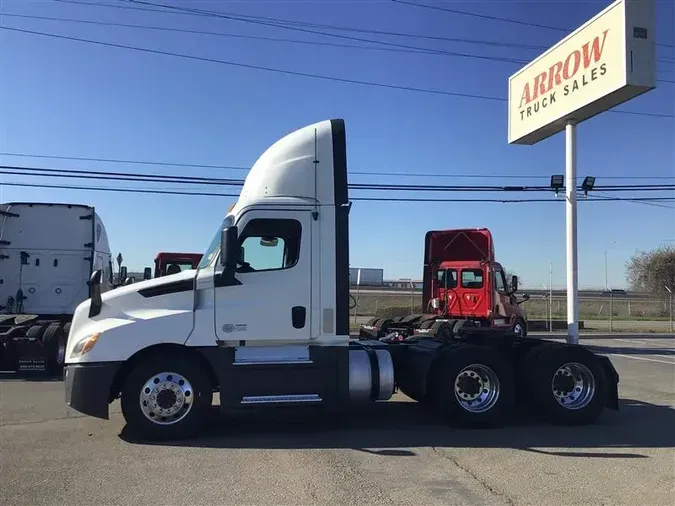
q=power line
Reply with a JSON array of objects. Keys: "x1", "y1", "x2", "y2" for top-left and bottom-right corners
[
  {"x1": 52, "y1": 0, "x2": 554, "y2": 51},
  {"x1": 3, "y1": 164, "x2": 673, "y2": 193},
  {"x1": 391, "y1": 0, "x2": 675, "y2": 49},
  {"x1": 594, "y1": 191, "x2": 675, "y2": 210},
  {"x1": 3, "y1": 180, "x2": 674, "y2": 204},
  {"x1": 2, "y1": 25, "x2": 672, "y2": 118},
  {"x1": 0, "y1": 13, "x2": 529, "y2": 65},
  {"x1": 0, "y1": 13, "x2": 515, "y2": 61},
  {"x1": 126, "y1": 0, "x2": 675, "y2": 70},
  {"x1": 2, "y1": 152, "x2": 674, "y2": 181},
  {"x1": 0, "y1": 26, "x2": 507, "y2": 103},
  {"x1": 6, "y1": 13, "x2": 675, "y2": 74},
  {"x1": 119, "y1": 0, "x2": 527, "y2": 64}
]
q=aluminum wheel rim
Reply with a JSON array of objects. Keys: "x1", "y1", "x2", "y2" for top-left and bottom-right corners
[
  {"x1": 551, "y1": 362, "x2": 595, "y2": 410},
  {"x1": 513, "y1": 323, "x2": 524, "y2": 337},
  {"x1": 139, "y1": 372, "x2": 193, "y2": 425},
  {"x1": 454, "y1": 364, "x2": 500, "y2": 413}
]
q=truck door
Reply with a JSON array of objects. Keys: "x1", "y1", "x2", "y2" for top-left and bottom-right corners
[
  {"x1": 214, "y1": 209, "x2": 312, "y2": 342},
  {"x1": 492, "y1": 266, "x2": 515, "y2": 329},
  {"x1": 458, "y1": 268, "x2": 489, "y2": 318}
]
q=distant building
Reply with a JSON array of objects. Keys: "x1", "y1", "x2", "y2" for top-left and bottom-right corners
[{"x1": 349, "y1": 267, "x2": 384, "y2": 286}]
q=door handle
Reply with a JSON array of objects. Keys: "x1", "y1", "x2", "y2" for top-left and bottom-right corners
[{"x1": 292, "y1": 306, "x2": 306, "y2": 329}]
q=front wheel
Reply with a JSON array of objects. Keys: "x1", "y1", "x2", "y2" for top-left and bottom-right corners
[{"x1": 121, "y1": 354, "x2": 213, "y2": 440}]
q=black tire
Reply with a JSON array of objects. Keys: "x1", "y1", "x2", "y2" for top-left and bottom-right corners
[
  {"x1": 377, "y1": 318, "x2": 394, "y2": 333},
  {"x1": 427, "y1": 344, "x2": 516, "y2": 427},
  {"x1": 430, "y1": 320, "x2": 455, "y2": 341},
  {"x1": 401, "y1": 314, "x2": 422, "y2": 324},
  {"x1": 26, "y1": 324, "x2": 47, "y2": 339},
  {"x1": 121, "y1": 353, "x2": 213, "y2": 440},
  {"x1": 42, "y1": 322, "x2": 66, "y2": 376},
  {"x1": 512, "y1": 318, "x2": 527, "y2": 338},
  {"x1": 524, "y1": 344, "x2": 607, "y2": 425},
  {"x1": 364, "y1": 317, "x2": 379, "y2": 327}
]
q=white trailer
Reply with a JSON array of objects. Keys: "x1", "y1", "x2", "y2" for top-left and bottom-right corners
[
  {"x1": 0, "y1": 202, "x2": 114, "y2": 374},
  {"x1": 63, "y1": 119, "x2": 619, "y2": 440}
]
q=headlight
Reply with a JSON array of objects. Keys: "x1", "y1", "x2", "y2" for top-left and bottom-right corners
[{"x1": 70, "y1": 332, "x2": 102, "y2": 358}]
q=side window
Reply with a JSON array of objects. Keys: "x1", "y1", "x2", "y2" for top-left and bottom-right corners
[
  {"x1": 461, "y1": 269, "x2": 484, "y2": 289},
  {"x1": 238, "y1": 218, "x2": 301, "y2": 273},
  {"x1": 436, "y1": 269, "x2": 458, "y2": 288},
  {"x1": 494, "y1": 269, "x2": 507, "y2": 293}
]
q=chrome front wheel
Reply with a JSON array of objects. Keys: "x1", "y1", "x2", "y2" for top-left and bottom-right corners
[
  {"x1": 121, "y1": 355, "x2": 213, "y2": 440},
  {"x1": 139, "y1": 372, "x2": 194, "y2": 425}
]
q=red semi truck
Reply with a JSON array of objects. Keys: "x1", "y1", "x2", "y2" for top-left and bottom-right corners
[
  {"x1": 152, "y1": 252, "x2": 203, "y2": 278},
  {"x1": 360, "y1": 228, "x2": 530, "y2": 340}
]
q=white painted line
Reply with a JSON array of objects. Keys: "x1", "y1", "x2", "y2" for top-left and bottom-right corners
[
  {"x1": 610, "y1": 353, "x2": 675, "y2": 365},
  {"x1": 614, "y1": 338, "x2": 664, "y2": 346}
]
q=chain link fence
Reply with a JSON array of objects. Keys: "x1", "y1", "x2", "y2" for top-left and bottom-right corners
[{"x1": 349, "y1": 289, "x2": 674, "y2": 332}]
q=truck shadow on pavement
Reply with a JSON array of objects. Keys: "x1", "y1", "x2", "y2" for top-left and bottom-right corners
[{"x1": 119, "y1": 397, "x2": 675, "y2": 457}]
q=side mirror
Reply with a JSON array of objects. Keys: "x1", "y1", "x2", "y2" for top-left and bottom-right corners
[
  {"x1": 143, "y1": 267, "x2": 152, "y2": 280},
  {"x1": 120, "y1": 266, "x2": 128, "y2": 281},
  {"x1": 88, "y1": 269, "x2": 103, "y2": 318},
  {"x1": 124, "y1": 277, "x2": 135, "y2": 286},
  {"x1": 220, "y1": 226, "x2": 240, "y2": 270},
  {"x1": 89, "y1": 269, "x2": 102, "y2": 286},
  {"x1": 511, "y1": 275, "x2": 519, "y2": 293}
]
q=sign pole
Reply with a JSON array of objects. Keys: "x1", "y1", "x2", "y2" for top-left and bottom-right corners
[{"x1": 565, "y1": 121, "x2": 579, "y2": 345}]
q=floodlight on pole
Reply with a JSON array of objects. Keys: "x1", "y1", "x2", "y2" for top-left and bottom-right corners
[
  {"x1": 550, "y1": 175, "x2": 564, "y2": 196},
  {"x1": 581, "y1": 176, "x2": 596, "y2": 196}
]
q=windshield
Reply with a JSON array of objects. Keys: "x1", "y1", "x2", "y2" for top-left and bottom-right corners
[{"x1": 197, "y1": 215, "x2": 234, "y2": 270}]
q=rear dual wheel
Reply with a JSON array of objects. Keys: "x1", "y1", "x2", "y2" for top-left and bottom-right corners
[
  {"x1": 428, "y1": 345, "x2": 515, "y2": 427},
  {"x1": 520, "y1": 343, "x2": 607, "y2": 425}
]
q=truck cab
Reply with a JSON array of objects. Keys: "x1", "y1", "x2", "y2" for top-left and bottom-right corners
[
  {"x1": 62, "y1": 119, "x2": 618, "y2": 441},
  {"x1": 153, "y1": 252, "x2": 202, "y2": 278},
  {"x1": 425, "y1": 229, "x2": 529, "y2": 336}
]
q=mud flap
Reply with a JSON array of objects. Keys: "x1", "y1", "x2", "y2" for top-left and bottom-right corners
[{"x1": 597, "y1": 355, "x2": 620, "y2": 410}]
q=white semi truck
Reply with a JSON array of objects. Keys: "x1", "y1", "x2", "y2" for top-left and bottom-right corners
[
  {"x1": 0, "y1": 202, "x2": 114, "y2": 374},
  {"x1": 63, "y1": 119, "x2": 619, "y2": 440}
]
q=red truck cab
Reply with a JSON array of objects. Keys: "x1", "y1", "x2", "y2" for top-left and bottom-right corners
[
  {"x1": 423, "y1": 229, "x2": 529, "y2": 337},
  {"x1": 153, "y1": 252, "x2": 202, "y2": 278}
]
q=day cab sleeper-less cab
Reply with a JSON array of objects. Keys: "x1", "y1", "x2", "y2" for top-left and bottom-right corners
[{"x1": 63, "y1": 119, "x2": 619, "y2": 440}]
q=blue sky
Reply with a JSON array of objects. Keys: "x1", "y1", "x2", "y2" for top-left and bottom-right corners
[{"x1": 1, "y1": 0, "x2": 673, "y2": 289}]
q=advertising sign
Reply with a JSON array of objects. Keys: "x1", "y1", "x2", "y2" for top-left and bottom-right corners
[{"x1": 508, "y1": 0, "x2": 655, "y2": 145}]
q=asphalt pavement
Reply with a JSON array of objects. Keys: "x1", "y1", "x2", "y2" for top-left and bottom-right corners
[{"x1": 1, "y1": 335, "x2": 673, "y2": 506}]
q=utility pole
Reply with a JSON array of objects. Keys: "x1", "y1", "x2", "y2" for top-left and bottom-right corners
[
  {"x1": 549, "y1": 262, "x2": 553, "y2": 332},
  {"x1": 666, "y1": 286, "x2": 673, "y2": 334}
]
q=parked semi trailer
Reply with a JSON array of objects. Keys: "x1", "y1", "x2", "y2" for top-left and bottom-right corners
[
  {"x1": 63, "y1": 119, "x2": 619, "y2": 440},
  {"x1": 0, "y1": 202, "x2": 114, "y2": 374},
  {"x1": 360, "y1": 228, "x2": 531, "y2": 340}
]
